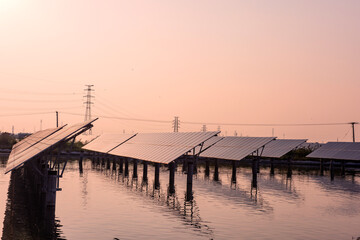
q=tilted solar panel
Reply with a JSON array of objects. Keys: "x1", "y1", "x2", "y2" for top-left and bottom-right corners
[
  {"x1": 306, "y1": 142, "x2": 360, "y2": 161},
  {"x1": 200, "y1": 136, "x2": 276, "y2": 161},
  {"x1": 108, "y1": 132, "x2": 220, "y2": 164},
  {"x1": 261, "y1": 139, "x2": 307, "y2": 158},
  {"x1": 5, "y1": 119, "x2": 97, "y2": 174}
]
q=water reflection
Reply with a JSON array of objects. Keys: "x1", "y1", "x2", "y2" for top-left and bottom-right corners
[
  {"x1": 91, "y1": 159, "x2": 215, "y2": 238},
  {"x1": 2, "y1": 168, "x2": 64, "y2": 239}
]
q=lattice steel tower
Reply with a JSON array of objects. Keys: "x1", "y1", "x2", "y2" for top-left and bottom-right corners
[
  {"x1": 173, "y1": 116, "x2": 180, "y2": 132},
  {"x1": 84, "y1": 85, "x2": 94, "y2": 134}
]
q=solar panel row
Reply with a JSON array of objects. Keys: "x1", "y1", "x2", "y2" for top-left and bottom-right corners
[
  {"x1": 5, "y1": 119, "x2": 97, "y2": 174},
  {"x1": 307, "y1": 142, "x2": 360, "y2": 161}
]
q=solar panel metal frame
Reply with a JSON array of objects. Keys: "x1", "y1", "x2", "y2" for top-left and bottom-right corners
[
  {"x1": 199, "y1": 136, "x2": 276, "y2": 161},
  {"x1": 5, "y1": 119, "x2": 97, "y2": 174},
  {"x1": 306, "y1": 142, "x2": 360, "y2": 161},
  {"x1": 108, "y1": 131, "x2": 220, "y2": 164},
  {"x1": 261, "y1": 139, "x2": 307, "y2": 158}
]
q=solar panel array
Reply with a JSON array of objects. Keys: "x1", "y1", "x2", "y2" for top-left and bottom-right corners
[
  {"x1": 261, "y1": 139, "x2": 307, "y2": 158},
  {"x1": 82, "y1": 133, "x2": 136, "y2": 153},
  {"x1": 306, "y1": 142, "x2": 360, "y2": 161},
  {"x1": 5, "y1": 119, "x2": 97, "y2": 174},
  {"x1": 200, "y1": 136, "x2": 276, "y2": 161},
  {"x1": 108, "y1": 132, "x2": 220, "y2": 164}
]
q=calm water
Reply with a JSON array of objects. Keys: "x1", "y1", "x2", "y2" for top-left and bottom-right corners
[{"x1": 1, "y1": 157, "x2": 360, "y2": 239}]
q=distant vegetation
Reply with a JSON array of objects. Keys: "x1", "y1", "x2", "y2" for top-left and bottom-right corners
[{"x1": 0, "y1": 133, "x2": 17, "y2": 149}]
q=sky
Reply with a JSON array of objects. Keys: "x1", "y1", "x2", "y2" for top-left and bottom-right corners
[{"x1": 0, "y1": 0, "x2": 359, "y2": 143}]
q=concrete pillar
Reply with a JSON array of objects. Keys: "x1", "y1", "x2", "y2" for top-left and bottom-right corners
[
  {"x1": 112, "y1": 159, "x2": 117, "y2": 171},
  {"x1": 182, "y1": 159, "x2": 187, "y2": 172},
  {"x1": 106, "y1": 156, "x2": 110, "y2": 170},
  {"x1": 186, "y1": 160, "x2": 194, "y2": 201},
  {"x1": 330, "y1": 160, "x2": 335, "y2": 181},
  {"x1": 341, "y1": 161, "x2": 345, "y2": 177},
  {"x1": 119, "y1": 158, "x2": 123, "y2": 174},
  {"x1": 143, "y1": 161, "x2": 148, "y2": 182},
  {"x1": 133, "y1": 159, "x2": 138, "y2": 179},
  {"x1": 169, "y1": 161, "x2": 175, "y2": 194},
  {"x1": 287, "y1": 159, "x2": 292, "y2": 179},
  {"x1": 79, "y1": 151, "x2": 84, "y2": 174},
  {"x1": 252, "y1": 159, "x2": 257, "y2": 188},
  {"x1": 270, "y1": 159, "x2": 275, "y2": 175},
  {"x1": 205, "y1": 160, "x2": 210, "y2": 177},
  {"x1": 231, "y1": 161, "x2": 237, "y2": 183},
  {"x1": 193, "y1": 158, "x2": 198, "y2": 174},
  {"x1": 320, "y1": 159, "x2": 324, "y2": 176},
  {"x1": 124, "y1": 159, "x2": 129, "y2": 177},
  {"x1": 214, "y1": 159, "x2": 219, "y2": 181},
  {"x1": 154, "y1": 163, "x2": 160, "y2": 189}
]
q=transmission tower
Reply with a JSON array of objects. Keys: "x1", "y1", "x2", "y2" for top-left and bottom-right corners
[
  {"x1": 201, "y1": 125, "x2": 207, "y2": 132},
  {"x1": 172, "y1": 116, "x2": 180, "y2": 132},
  {"x1": 84, "y1": 85, "x2": 94, "y2": 135}
]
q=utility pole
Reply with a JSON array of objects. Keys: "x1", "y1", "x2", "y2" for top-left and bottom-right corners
[
  {"x1": 56, "y1": 111, "x2": 59, "y2": 127},
  {"x1": 172, "y1": 116, "x2": 180, "y2": 132},
  {"x1": 84, "y1": 85, "x2": 94, "y2": 135},
  {"x1": 350, "y1": 122, "x2": 358, "y2": 142}
]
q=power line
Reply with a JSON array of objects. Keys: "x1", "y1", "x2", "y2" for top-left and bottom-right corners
[
  {"x1": 0, "y1": 97, "x2": 79, "y2": 103},
  {"x1": 0, "y1": 112, "x2": 54, "y2": 117},
  {"x1": 181, "y1": 121, "x2": 351, "y2": 127},
  {"x1": 61, "y1": 112, "x2": 171, "y2": 123}
]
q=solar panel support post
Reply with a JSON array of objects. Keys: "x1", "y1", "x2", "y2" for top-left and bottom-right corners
[
  {"x1": 252, "y1": 159, "x2": 257, "y2": 188},
  {"x1": 124, "y1": 159, "x2": 129, "y2": 177},
  {"x1": 320, "y1": 159, "x2": 324, "y2": 176},
  {"x1": 287, "y1": 155, "x2": 293, "y2": 179},
  {"x1": 112, "y1": 158, "x2": 117, "y2": 171},
  {"x1": 133, "y1": 159, "x2": 138, "y2": 179},
  {"x1": 270, "y1": 159, "x2": 275, "y2": 175},
  {"x1": 182, "y1": 158, "x2": 187, "y2": 173},
  {"x1": 231, "y1": 160, "x2": 237, "y2": 184},
  {"x1": 205, "y1": 160, "x2": 210, "y2": 177},
  {"x1": 119, "y1": 158, "x2": 123, "y2": 174},
  {"x1": 154, "y1": 163, "x2": 160, "y2": 190},
  {"x1": 142, "y1": 161, "x2": 148, "y2": 183},
  {"x1": 214, "y1": 159, "x2": 219, "y2": 182},
  {"x1": 330, "y1": 160, "x2": 335, "y2": 181},
  {"x1": 169, "y1": 161, "x2": 175, "y2": 194},
  {"x1": 341, "y1": 161, "x2": 345, "y2": 177},
  {"x1": 186, "y1": 160, "x2": 194, "y2": 201},
  {"x1": 79, "y1": 151, "x2": 84, "y2": 174},
  {"x1": 106, "y1": 155, "x2": 110, "y2": 170}
]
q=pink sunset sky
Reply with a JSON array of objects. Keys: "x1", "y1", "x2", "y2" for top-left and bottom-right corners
[{"x1": 0, "y1": 0, "x2": 359, "y2": 143}]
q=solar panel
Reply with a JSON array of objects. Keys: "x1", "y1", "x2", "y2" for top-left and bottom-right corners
[
  {"x1": 108, "y1": 132, "x2": 220, "y2": 164},
  {"x1": 82, "y1": 133, "x2": 137, "y2": 153},
  {"x1": 261, "y1": 139, "x2": 307, "y2": 158},
  {"x1": 5, "y1": 119, "x2": 97, "y2": 174},
  {"x1": 200, "y1": 136, "x2": 275, "y2": 161},
  {"x1": 9, "y1": 127, "x2": 64, "y2": 160},
  {"x1": 306, "y1": 142, "x2": 360, "y2": 161}
]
